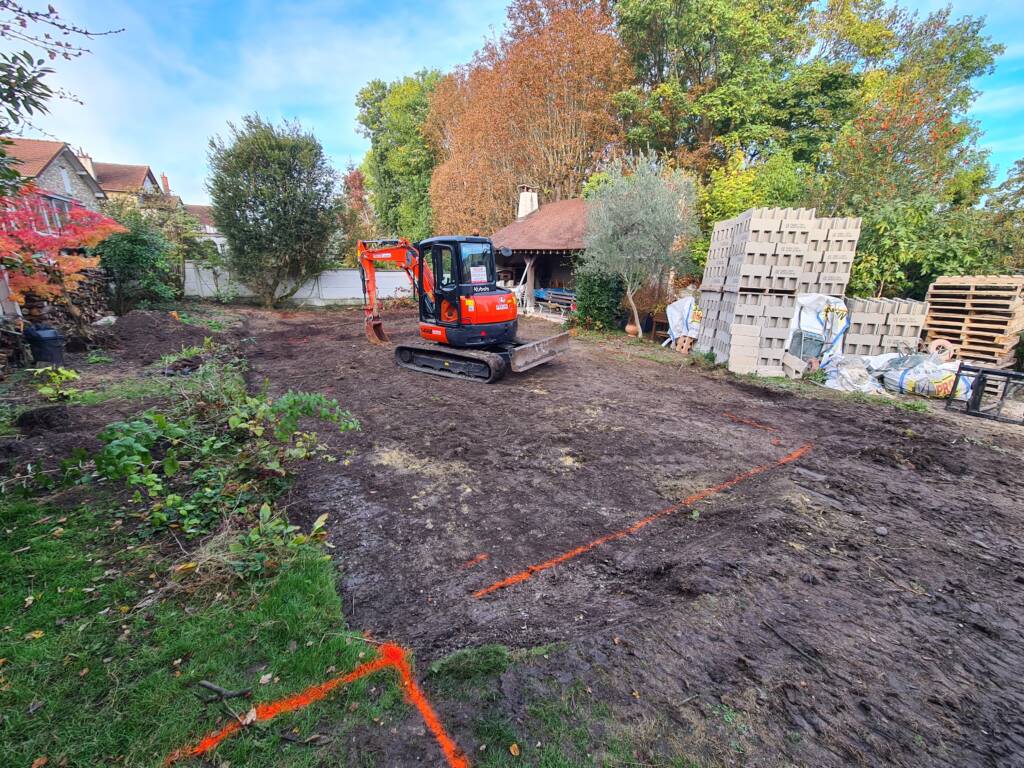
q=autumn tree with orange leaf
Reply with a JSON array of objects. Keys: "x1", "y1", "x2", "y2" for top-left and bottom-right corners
[
  {"x1": 427, "y1": 0, "x2": 628, "y2": 234},
  {"x1": 0, "y1": 186, "x2": 124, "y2": 306}
]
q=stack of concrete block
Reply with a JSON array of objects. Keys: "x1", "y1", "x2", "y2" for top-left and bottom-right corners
[
  {"x1": 844, "y1": 297, "x2": 927, "y2": 356},
  {"x1": 697, "y1": 208, "x2": 862, "y2": 376}
]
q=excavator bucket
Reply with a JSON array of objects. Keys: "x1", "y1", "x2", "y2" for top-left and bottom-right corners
[
  {"x1": 366, "y1": 318, "x2": 390, "y2": 344},
  {"x1": 509, "y1": 331, "x2": 571, "y2": 373}
]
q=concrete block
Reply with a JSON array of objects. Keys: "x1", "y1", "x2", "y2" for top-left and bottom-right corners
[
  {"x1": 817, "y1": 277, "x2": 848, "y2": 296},
  {"x1": 728, "y1": 358, "x2": 758, "y2": 374},
  {"x1": 729, "y1": 323, "x2": 762, "y2": 338},
  {"x1": 783, "y1": 352, "x2": 808, "y2": 379},
  {"x1": 820, "y1": 257, "x2": 854, "y2": 275},
  {"x1": 761, "y1": 321, "x2": 791, "y2": 337},
  {"x1": 775, "y1": 243, "x2": 807, "y2": 257},
  {"x1": 771, "y1": 266, "x2": 802, "y2": 279},
  {"x1": 827, "y1": 228, "x2": 860, "y2": 240},
  {"x1": 760, "y1": 337, "x2": 788, "y2": 352},
  {"x1": 881, "y1": 335, "x2": 919, "y2": 350},
  {"x1": 844, "y1": 342, "x2": 877, "y2": 357}
]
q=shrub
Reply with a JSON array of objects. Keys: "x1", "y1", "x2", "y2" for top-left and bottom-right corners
[
  {"x1": 208, "y1": 115, "x2": 341, "y2": 308},
  {"x1": 93, "y1": 210, "x2": 175, "y2": 313},
  {"x1": 571, "y1": 269, "x2": 624, "y2": 330}
]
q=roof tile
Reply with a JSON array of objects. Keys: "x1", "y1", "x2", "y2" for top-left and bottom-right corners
[
  {"x1": 490, "y1": 198, "x2": 586, "y2": 252},
  {"x1": 92, "y1": 162, "x2": 154, "y2": 192},
  {"x1": 3, "y1": 138, "x2": 66, "y2": 178}
]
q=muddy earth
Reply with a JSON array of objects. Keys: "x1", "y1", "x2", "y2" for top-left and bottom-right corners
[
  {"x1": 215, "y1": 306, "x2": 1023, "y2": 768},
  {"x1": 9, "y1": 306, "x2": 1024, "y2": 767}
]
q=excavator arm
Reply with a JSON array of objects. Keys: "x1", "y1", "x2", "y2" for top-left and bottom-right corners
[{"x1": 357, "y1": 238, "x2": 432, "y2": 344}]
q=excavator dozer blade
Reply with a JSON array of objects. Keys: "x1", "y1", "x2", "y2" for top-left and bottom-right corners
[
  {"x1": 366, "y1": 318, "x2": 390, "y2": 345},
  {"x1": 509, "y1": 331, "x2": 571, "y2": 373}
]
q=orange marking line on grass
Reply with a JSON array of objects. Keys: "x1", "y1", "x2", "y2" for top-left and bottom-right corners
[
  {"x1": 473, "y1": 443, "x2": 813, "y2": 599},
  {"x1": 460, "y1": 553, "x2": 490, "y2": 569},
  {"x1": 164, "y1": 643, "x2": 469, "y2": 768}
]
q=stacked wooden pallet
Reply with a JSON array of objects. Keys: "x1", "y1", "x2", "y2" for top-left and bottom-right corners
[{"x1": 924, "y1": 276, "x2": 1024, "y2": 370}]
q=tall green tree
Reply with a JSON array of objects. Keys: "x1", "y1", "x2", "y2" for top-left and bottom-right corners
[
  {"x1": 207, "y1": 115, "x2": 340, "y2": 308},
  {"x1": 613, "y1": 0, "x2": 812, "y2": 172},
  {"x1": 581, "y1": 153, "x2": 698, "y2": 337},
  {"x1": 984, "y1": 158, "x2": 1024, "y2": 272},
  {"x1": 848, "y1": 195, "x2": 1002, "y2": 299},
  {"x1": 356, "y1": 70, "x2": 440, "y2": 240},
  {"x1": 692, "y1": 150, "x2": 808, "y2": 268}
]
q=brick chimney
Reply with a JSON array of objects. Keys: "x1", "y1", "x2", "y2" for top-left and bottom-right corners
[
  {"x1": 516, "y1": 184, "x2": 538, "y2": 219},
  {"x1": 76, "y1": 151, "x2": 96, "y2": 180},
  {"x1": 160, "y1": 173, "x2": 170, "y2": 194}
]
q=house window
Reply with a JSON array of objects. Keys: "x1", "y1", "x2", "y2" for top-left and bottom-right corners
[{"x1": 59, "y1": 167, "x2": 73, "y2": 195}]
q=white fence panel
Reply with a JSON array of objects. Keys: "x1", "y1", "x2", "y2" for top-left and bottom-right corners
[{"x1": 182, "y1": 262, "x2": 412, "y2": 305}]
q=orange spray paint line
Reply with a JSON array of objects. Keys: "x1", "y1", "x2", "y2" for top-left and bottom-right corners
[
  {"x1": 473, "y1": 443, "x2": 813, "y2": 598},
  {"x1": 460, "y1": 553, "x2": 489, "y2": 570},
  {"x1": 724, "y1": 412, "x2": 776, "y2": 432},
  {"x1": 164, "y1": 644, "x2": 469, "y2": 768},
  {"x1": 385, "y1": 643, "x2": 471, "y2": 768}
]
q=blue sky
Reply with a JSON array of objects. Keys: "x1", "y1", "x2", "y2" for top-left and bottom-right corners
[{"x1": 8, "y1": 0, "x2": 1024, "y2": 204}]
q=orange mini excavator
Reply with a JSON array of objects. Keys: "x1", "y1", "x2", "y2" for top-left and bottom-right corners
[{"x1": 358, "y1": 236, "x2": 569, "y2": 383}]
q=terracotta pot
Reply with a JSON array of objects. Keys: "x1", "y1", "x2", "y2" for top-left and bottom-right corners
[{"x1": 625, "y1": 322, "x2": 639, "y2": 337}]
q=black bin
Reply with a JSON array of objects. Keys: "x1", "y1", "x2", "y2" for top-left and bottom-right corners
[{"x1": 24, "y1": 325, "x2": 66, "y2": 366}]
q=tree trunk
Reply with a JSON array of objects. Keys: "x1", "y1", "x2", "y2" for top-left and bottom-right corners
[{"x1": 625, "y1": 288, "x2": 643, "y2": 339}]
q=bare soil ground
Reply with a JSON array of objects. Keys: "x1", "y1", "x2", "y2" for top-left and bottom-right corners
[
  {"x1": 219, "y1": 305, "x2": 1024, "y2": 768},
  {"x1": 8, "y1": 305, "x2": 1022, "y2": 767}
]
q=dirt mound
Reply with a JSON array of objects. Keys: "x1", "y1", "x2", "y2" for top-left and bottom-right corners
[{"x1": 113, "y1": 311, "x2": 216, "y2": 364}]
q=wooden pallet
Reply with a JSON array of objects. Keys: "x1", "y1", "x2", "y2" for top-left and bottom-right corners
[{"x1": 924, "y1": 275, "x2": 1024, "y2": 370}]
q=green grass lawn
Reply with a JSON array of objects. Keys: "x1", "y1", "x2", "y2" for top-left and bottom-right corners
[{"x1": 0, "y1": 498, "x2": 400, "y2": 768}]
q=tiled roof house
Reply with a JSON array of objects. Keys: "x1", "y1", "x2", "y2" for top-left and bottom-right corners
[{"x1": 4, "y1": 138, "x2": 106, "y2": 211}]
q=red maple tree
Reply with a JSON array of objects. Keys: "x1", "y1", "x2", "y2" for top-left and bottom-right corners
[{"x1": 0, "y1": 184, "x2": 124, "y2": 305}]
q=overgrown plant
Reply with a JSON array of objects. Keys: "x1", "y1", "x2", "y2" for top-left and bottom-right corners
[
  {"x1": 208, "y1": 115, "x2": 341, "y2": 308},
  {"x1": 570, "y1": 269, "x2": 624, "y2": 331},
  {"x1": 31, "y1": 365, "x2": 82, "y2": 401},
  {"x1": 92, "y1": 207, "x2": 176, "y2": 313},
  {"x1": 93, "y1": 360, "x2": 358, "y2": 560}
]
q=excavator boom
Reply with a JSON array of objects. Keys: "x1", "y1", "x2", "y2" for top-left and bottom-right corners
[{"x1": 358, "y1": 238, "x2": 430, "y2": 344}]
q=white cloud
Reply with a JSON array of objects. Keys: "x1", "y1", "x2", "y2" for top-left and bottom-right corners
[
  {"x1": 972, "y1": 84, "x2": 1024, "y2": 115},
  {"x1": 14, "y1": 0, "x2": 507, "y2": 203}
]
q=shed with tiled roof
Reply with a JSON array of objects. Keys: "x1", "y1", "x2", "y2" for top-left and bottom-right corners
[{"x1": 490, "y1": 188, "x2": 585, "y2": 308}]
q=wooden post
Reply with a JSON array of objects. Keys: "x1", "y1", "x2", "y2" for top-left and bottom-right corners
[{"x1": 525, "y1": 255, "x2": 536, "y2": 310}]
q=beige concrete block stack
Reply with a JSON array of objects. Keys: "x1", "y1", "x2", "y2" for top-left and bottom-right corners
[
  {"x1": 844, "y1": 297, "x2": 928, "y2": 357},
  {"x1": 697, "y1": 208, "x2": 861, "y2": 376}
]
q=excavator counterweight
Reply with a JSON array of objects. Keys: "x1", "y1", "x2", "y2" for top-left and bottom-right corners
[{"x1": 357, "y1": 236, "x2": 568, "y2": 382}]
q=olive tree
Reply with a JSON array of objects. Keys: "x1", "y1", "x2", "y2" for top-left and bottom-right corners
[
  {"x1": 581, "y1": 153, "x2": 697, "y2": 337},
  {"x1": 208, "y1": 115, "x2": 341, "y2": 308}
]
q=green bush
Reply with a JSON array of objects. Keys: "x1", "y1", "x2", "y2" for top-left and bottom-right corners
[
  {"x1": 93, "y1": 210, "x2": 176, "y2": 314},
  {"x1": 571, "y1": 269, "x2": 624, "y2": 331}
]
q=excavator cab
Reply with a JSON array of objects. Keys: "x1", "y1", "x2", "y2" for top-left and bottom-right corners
[{"x1": 415, "y1": 237, "x2": 518, "y2": 348}]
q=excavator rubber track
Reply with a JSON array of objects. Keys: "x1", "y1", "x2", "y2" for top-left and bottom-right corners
[{"x1": 394, "y1": 342, "x2": 509, "y2": 383}]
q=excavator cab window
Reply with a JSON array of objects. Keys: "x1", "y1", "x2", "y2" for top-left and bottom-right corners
[
  {"x1": 437, "y1": 245, "x2": 456, "y2": 289},
  {"x1": 428, "y1": 243, "x2": 460, "y2": 326},
  {"x1": 460, "y1": 242, "x2": 494, "y2": 285}
]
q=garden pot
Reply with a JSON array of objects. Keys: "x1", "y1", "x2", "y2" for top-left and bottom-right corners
[{"x1": 625, "y1": 322, "x2": 639, "y2": 337}]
